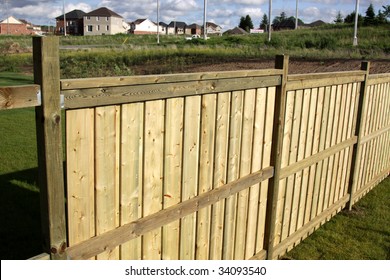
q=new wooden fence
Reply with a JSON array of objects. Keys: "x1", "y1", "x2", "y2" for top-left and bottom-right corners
[{"x1": 1, "y1": 37, "x2": 389, "y2": 260}]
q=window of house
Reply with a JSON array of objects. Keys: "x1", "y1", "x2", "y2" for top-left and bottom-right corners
[
  {"x1": 96, "y1": 16, "x2": 100, "y2": 21},
  {"x1": 87, "y1": 25, "x2": 93, "y2": 32},
  {"x1": 106, "y1": 25, "x2": 109, "y2": 31},
  {"x1": 87, "y1": 16, "x2": 90, "y2": 20},
  {"x1": 106, "y1": 17, "x2": 109, "y2": 21},
  {"x1": 97, "y1": 25, "x2": 100, "y2": 31}
]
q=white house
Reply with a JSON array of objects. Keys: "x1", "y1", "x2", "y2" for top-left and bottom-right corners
[
  {"x1": 83, "y1": 7, "x2": 129, "y2": 36},
  {"x1": 130, "y1": 19, "x2": 166, "y2": 34}
]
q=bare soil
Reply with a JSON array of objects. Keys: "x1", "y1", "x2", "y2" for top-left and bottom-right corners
[{"x1": 131, "y1": 58, "x2": 390, "y2": 75}]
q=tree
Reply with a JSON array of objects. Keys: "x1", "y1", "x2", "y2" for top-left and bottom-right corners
[
  {"x1": 239, "y1": 14, "x2": 254, "y2": 32},
  {"x1": 344, "y1": 12, "x2": 363, "y2": 24},
  {"x1": 364, "y1": 3, "x2": 376, "y2": 25},
  {"x1": 260, "y1": 13, "x2": 268, "y2": 31},
  {"x1": 273, "y1": 11, "x2": 287, "y2": 25},
  {"x1": 383, "y1": 5, "x2": 390, "y2": 18},
  {"x1": 334, "y1": 11, "x2": 343, "y2": 24}
]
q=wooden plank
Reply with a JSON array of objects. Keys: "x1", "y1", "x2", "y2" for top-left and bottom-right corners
[
  {"x1": 180, "y1": 96, "x2": 201, "y2": 260},
  {"x1": 28, "y1": 253, "x2": 50, "y2": 260},
  {"x1": 209, "y1": 92, "x2": 230, "y2": 260},
  {"x1": 33, "y1": 37, "x2": 66, "y2": 259},
  {"x1": 256, "y1": 86, "x2": 275, "y2": 253},
  {"x1": 120, "y1": 103, "x2": 144, "y2": 260},
  {"x1": 347, "y1": 62, "x2": 370, "y2": 210},
  {"x1": 272, "y1": 194, "x2": 350, "y2": 258},
  {"x1": 143, "y1": 100, "x2": 165, "y2": 260},
  {"x1": 249, "y1": 249, "x2": 267, "y2": 260},
  {"x1": 366, "y1": 73, "x2": 390, "y2": 86},
  {"x1": 235, "y1": 89, "x2": 256, "y2": 260},
  {"x1": 264, "y1": 55, "x2": 289, "y2": 260},
  {"x1": 196, "y1": 94, "x2": 216, "y2": 260},
  {"x1": 95, "y1": 106, "x2": 120, "y2": 260},
  {"x1": 62, "y1": 76, "x2": 281, "y2": 109},
  {"x1": 66, "y1": 109, "x2": 95, "y2": 252},
  {"x1": 61, "y1": 69, "x2": 283, "y2": 90},
  {"x1": 223, "y1": 90, "x2": 244, "y2": 259},
  {"x1": 288, "y1": 71, "x2": 365, "y2": 82},
  {"x1": 66, "y1": 167, "x2": 274, "y2": 260},
  {"x1": 162, "y1": 98, "x2": 184, "y2": 260},
  {"x1": 0, "y1": 85, "x2": 40, "y2": 110},
  {"x1": 352, "y1": 168, "x2": 390, "y2": 204},
  {"x1": 245, "y1": 87, "x2": 266, "y2": 259},
  {"x1": 286, "y1": 74, "x2": 365, "y2": 91}
]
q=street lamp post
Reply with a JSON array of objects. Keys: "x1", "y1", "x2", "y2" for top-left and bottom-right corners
[
  {"x1": 353, "y1": 0, "x2": 360, "y2": 46},
  {"x1": 63, "y1": 0, "x2": 66, "y2": 36},
  {"x1": 268, "y1": 0, "x2": 272, "y2": 41},
  {"x1": 203, "y1": 0, "x2": 207, "y2": 39},
  {"x1": 157, "y1": 0, "x2": 160, "y2": 44}
]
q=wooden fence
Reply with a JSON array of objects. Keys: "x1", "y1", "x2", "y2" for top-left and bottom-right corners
[{"x1": 1, "y1": 37, "x2": 389, "y2": 260}]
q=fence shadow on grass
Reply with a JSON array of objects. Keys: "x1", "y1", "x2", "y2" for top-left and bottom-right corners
[{"x1": 0, "y1": 167, "x2": 42, "y2": 259}]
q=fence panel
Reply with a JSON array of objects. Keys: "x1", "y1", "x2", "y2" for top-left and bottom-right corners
[{"x1": 63, "y1": 71, "x2": 280, "y2": 260}]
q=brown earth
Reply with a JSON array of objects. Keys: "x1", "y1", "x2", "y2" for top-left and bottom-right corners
[{"x1": 131, "y1": 58, "x2": 390, "y2": 75}]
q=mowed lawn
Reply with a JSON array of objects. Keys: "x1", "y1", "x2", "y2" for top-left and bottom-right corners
[{"x1": 0, "y1": 72, "x2": 389, "y2": 259}]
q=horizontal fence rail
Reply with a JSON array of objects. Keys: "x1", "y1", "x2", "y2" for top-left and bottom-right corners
[{"x1": 2, "y1": 37, "x2": 389, "y2": 260}]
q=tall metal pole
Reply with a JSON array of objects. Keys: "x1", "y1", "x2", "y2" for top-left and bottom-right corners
[
  {"x1": 157, "y1": 0, "x2": 160, "y2": 44},
  {"x1": 63, "y1": 0, "x2": 67, "y2": 36},
  {"x1": 5, "y1": 0, "x2": 9, "y2": 35},
  {"x1": 353, "y1": 0, "x2": 359, "y2": 46},
  {"x1": 295, "y1": 0, "x2": 299, "y2": 29},
  {"x1": 203, "y1": 0, "x2": 207, "y2": 39},
  {"x1": 268, "y1": 0, "x2": 272, "y2": 41}
]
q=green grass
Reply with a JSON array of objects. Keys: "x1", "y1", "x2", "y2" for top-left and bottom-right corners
[{"x1": 285, "y1": 178, "x2": 390, "y2": 260}]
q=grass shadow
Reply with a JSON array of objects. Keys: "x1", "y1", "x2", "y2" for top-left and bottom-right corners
[{"x1": 0, "y1": 167, "x2": 43, "y2": 259}]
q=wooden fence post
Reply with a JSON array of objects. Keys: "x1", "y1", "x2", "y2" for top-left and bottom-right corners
[
  {"x1": 263, "y1": 55, "x2": 289, "y2": 260},
  {"x1": 347, "y1": 61, "x2": 370, "y2": 210},
  {"x1": 33, "y1": 37, "x2": 67, "y2": 260}
]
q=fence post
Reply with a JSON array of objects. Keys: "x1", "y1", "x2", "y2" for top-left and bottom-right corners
[
  {"x1": 347, "y1": 61, "x2": 370, "y2": 210},
  {"x1": 263, "y1": 55, "x2": 289, "y2": 260},
  {"x1": 33, "y1": 37, "x2": 67, "y2": 260}
]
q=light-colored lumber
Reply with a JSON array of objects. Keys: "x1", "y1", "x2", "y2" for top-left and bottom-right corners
[
  {"x1": 245, "y1": 87, "x2": 266, "y2": 259},
  {"x1": 143, "y1": 100, "x2": 165, "y2": 260},
  {"x1": 288, "y1": 71, "x2": 365, "y2": 82},
  {"x1": 28, "y1": 253, "x2": 50, "y2": 260},
  {"x1": 234, "y1": 89, "x2": 256, "y2": 260},
  {"x1": 249, "y1": 249, "x2": 267, "y2": 260},
  {"x1": 223, "y1": 90, "x2": 244, "y2": 259},
  {"x1": 33, "y1": 37, "x2": 66, "y2": 259},
  {"x1": 162, "y1": 98, "x2": 184, "y2": 260},
  {"x1": 209, "y1": 92, "x2": 230, "y2": 260},
  {"x1": 61, "y1": 69, "x2": 283, "y2": 90},
  {"x1": 196, "y1": 94, "x2": 216, "y2": 260},
  {"x1": 120, "y1": 103, "x2": 144, "y2": 260},
  {"x1": 180, "y1": 96, "x2": 201, "y2": 260},
  {"x1": 256, "y1": 86, "x2": 275, "y2": 253},
  {"x1": 367, "y1": 73, "x2": 390, "y2": 85},
  {"x1": 0, "y1": 85, "x2": 40, "y2": 110},
  {"x1": 66, "y1": 167, "x2": 274, "y2": 260},
  {"x1": 66, "y1": 109, "x2": 95, "y2": 253},
  {"x1": 62, "y1": 76, "x2": 281, "y2": 109}
]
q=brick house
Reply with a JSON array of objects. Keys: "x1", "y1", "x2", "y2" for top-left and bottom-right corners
[
  {"x1": 56, "y1": 9, "x2": 86, "y2": 35},
  {"x1": 0, "y1": 16, "x2": 31, "y2": 35}
]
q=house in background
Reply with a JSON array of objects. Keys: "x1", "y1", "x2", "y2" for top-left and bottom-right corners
[
  {"x1": 0, "y1": 16, "x2": 33, "y2": 35},
  {"x1": 56, "y1": 9, "x2": 86, "y2": 35},
  {"x1": 130, "y1": 19, "x2": 166, "y2": 35},
  {"x1": 167, "y1": 21, "x2": 186, "y2": 35},
  {"x1": 84, "y1": 7, "x2": 129, "y2": 35},
  {"x1": 187, "y1": 23, "x2": 202, "y2": 35},
  {"x1": 205, "y1": 22, "x2": 222, "y2": 36},
  {"x1": 223, "y1": 27, "x2": 248, "y2": 35}
]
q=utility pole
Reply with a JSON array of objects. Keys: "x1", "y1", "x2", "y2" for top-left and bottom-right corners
[
  {"x1": 5, "y1": 0, "x2": 9, "y2": 35},
  {"x1": 203, "y1": 0, "x2": 207, "y2": 39},
  {"x1": 353, "y1": 0, "x2": 359, "y2": 46},
  {"x1": 295, "y1": 0, "x2": 299, "y2": 29},
  {"x1": 268, "y1": 0, "x2": 272, "y2": 41},
  {"x1": 63, "y1": 0, "x2": 66, "y2": 36},
  {"x1": 157, "y1": 0, "x2": 160, "y2": 44}
]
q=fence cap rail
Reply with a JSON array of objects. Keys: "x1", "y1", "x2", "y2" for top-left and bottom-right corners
[{"x1": 61, "y1": 69, "x2": 283, "y2": 90}]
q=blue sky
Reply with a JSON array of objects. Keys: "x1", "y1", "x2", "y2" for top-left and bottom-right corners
[{"x1": 1, "y1": 0, "x2": 389, "y2": 30}]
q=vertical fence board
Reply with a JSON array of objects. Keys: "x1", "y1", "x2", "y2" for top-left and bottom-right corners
[
  {"x1": 143, "y1": 100, "x2": 165, "y2": 260},
  {"x1": 66, "y1": 109, "x2": 95, "y2": 255},
  {"x1": 163, "y1": 98, "x2": 184, "y2": 260},
  {"x1": 196, "y1": 94, "x2": 216, "y2": 260},
  {"x1": 180, "y1": 96, "x2": 201, "y2": 260},
  {"x1": 223, "y1": 90, "x2": 244, "y2": 259},
  {"x1": 120, "y1": 103, "x2": 144, "y2": 260},
  {"x1": 95, "y1": 106, "x2": 120, "y2": 260},
  {"x1": 209, "y1": 92, "x2": 231, "y2": 260}
]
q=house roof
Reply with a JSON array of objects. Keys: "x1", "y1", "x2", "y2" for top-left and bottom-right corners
[
  {"x1": 206, "y1": 22, "x2": 220, "y2": 29},
  {"x1": 159, "y1": 22, "x2": 168, "y2": 27},
  {"x1": 168, "y1": 21, "x2": 186, "y2": 28},
  {"x1": 307, "y1": 20, "x2": 326, "y2": 27},
  {"x1": 0, "y1": 16, "x2": 24, "y2": 25},
  {"x1": 223, "y1": 27, "x2": 248, "y2": 35},
  {"x1": 85, "y1": 7, "x2": 123, "y2": 18},
  {"x1": 56, "y1": 9, "x2": 86, "y2": 20},
  {"x1": 132, "y1": 19, "x2": 147, "y2": 25},
  {"x1": 187, "y1": 23, "x2": 201, "y2": 29}
]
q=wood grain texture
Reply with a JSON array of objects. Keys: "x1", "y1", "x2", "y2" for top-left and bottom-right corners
[{"x1": 0, "y1": 85, "x2": 40, "y2": 110}]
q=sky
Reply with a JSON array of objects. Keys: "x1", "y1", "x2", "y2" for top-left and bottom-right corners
[{"x1": 0, "y1": 0, "x2": 389, "y2": 30}]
